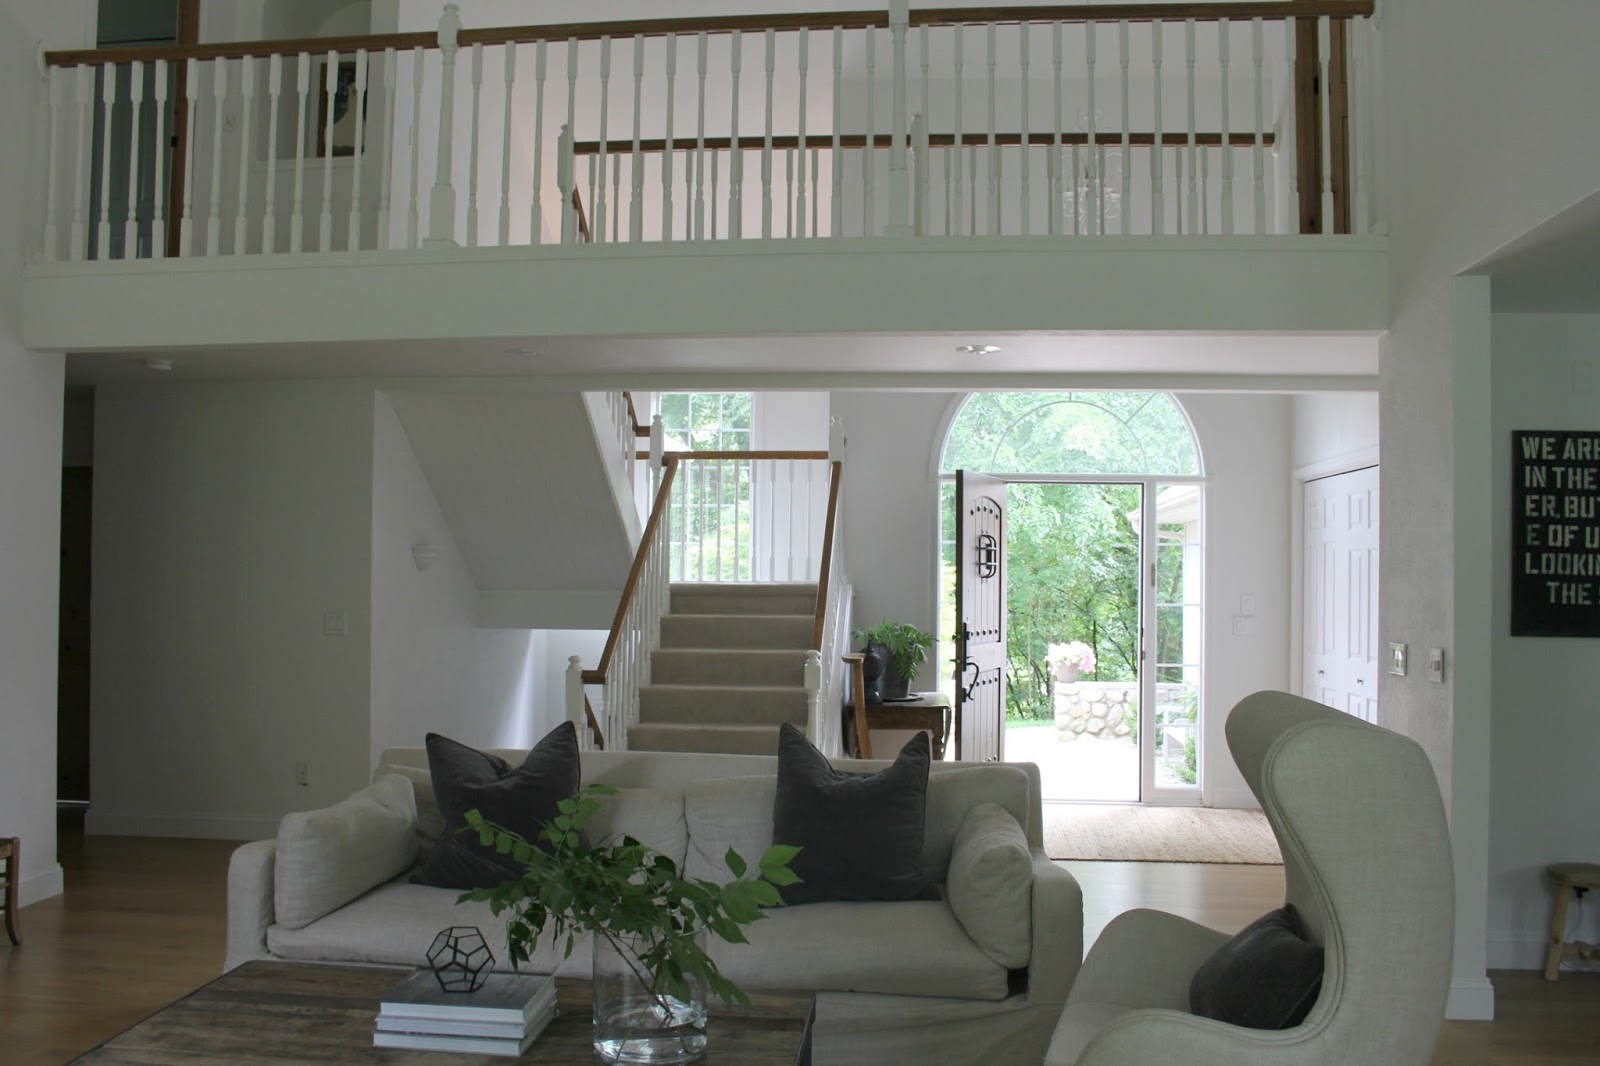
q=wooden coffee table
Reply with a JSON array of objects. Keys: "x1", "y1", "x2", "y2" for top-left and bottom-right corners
[{"x1": 74, "y1": 960, "x2": 814, "y2": 1064}]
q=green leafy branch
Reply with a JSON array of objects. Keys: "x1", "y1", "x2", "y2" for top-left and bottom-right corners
[{"x1": 457, "y1": 784, "x2": 800, "y2": 1011}]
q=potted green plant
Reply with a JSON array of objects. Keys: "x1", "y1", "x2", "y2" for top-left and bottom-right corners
[
  {"x1": 460, "y1": 786, "x2": 799, "y2": 1065},
  {"x1": 855, "y1": 620, "x2": 935, "y2": 702}
]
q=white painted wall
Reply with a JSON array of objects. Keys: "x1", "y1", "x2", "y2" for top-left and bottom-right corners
[
  {"x1": 90, "y1": 382, "x2": 377, "y2": 840},
  {"x1": 831, "y1": 388, "x2": 1289, "y2": 802},
  {"x1": 370, "y1": 392, "x2": 540, "y2": 762},
  {"x1": 0, "y1": 0, "x2": 93, "y2": 907},
  {"x1": 1380, "y1": 0, "x2": 1600, "y2": 1016},
  {"x1": 1291, "y1": 393, "x2": 1379, "y2": 471},
  {"x1": 1486, "y1": 313, "x2": 1600, "y2": 972}
]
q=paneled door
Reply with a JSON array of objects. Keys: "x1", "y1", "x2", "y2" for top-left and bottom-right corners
[
  {"x1": 955, "y1": 471, "x2": 1007, "y2": 761},
  {"x1": 1303, "y1": 466, "x2": 1379, "y2": 722}
]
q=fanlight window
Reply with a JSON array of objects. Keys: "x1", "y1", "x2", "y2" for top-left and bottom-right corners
[{"x1": 940, "y1": 392, "x2": 1200, "y2": 476}]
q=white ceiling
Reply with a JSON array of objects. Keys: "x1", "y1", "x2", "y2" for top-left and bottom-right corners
[{"x1": 66, "y1": 330, "x2": 1379, "y2": 389}]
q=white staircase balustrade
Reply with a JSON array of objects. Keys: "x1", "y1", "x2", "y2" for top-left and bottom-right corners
[
  {"x1": 33, "y1": 2, "x2": 1377, "y2": 262},
  {"x1": 665, "y1": 454, "x2": 831, "y2": 584}
]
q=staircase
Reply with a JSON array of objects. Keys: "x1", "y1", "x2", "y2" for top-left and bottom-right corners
[{"x1": 627, "y1": 583, "x2": 818, "y2": 756}]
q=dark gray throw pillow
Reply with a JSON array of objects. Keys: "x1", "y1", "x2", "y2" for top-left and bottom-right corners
[
  {"x1": 411, "y1": 722, "x2": 580, "y2": 891},
  {"x1": 771, "y1": 722, "x2": 933, "y2": 905},
  {"x1": 1189, "y1": 903, "x2": 1325, "y2": 1029}
]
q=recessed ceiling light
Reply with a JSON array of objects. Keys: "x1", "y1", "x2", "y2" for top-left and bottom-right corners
[
  {"x1": 141, "y1": 358, "x2": 173, "y2": 372},
  {"x1": 955, "y1": 344, "x2": 1002, "y2": 356}
]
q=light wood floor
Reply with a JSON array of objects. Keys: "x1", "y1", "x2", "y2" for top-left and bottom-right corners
[{"x1": 1, "y1": 826, "x2": 1595, "y2": 1064}]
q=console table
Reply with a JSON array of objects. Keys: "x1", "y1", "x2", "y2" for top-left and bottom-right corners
[{"x1": 843, "y1": 692, "x2": 953, "y2": 762}]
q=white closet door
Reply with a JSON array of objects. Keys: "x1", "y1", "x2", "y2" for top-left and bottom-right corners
[{"x1": 1304, "y1": 466, "x2": 1379, "y2": 722}]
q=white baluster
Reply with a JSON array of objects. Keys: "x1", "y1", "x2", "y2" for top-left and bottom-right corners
[
  {"x1": 207, "y1": 58, "x2": 228, "y2": 255},
  {"x1": 954, "y1": 25, "x2": 965, "y2": 235},
  {"x1": 662, "y1": 33, "x2": 677, "y2": 241},
  {"x1": 784, "y1": 147, "x2": 793, "y2": 236},
  {"x1": 697, "y1": 460, "x2": 708, "y2": 581},
  {"x1": 911, "y1": 111, "x2": 927, "y2": 235},
  {"x1": 887, "y1": 0, "x2": 910, "y2": 236},
  {"x1": 830, "y1": 26, "x2": 843, "y2": 238},
  {"x1": 1253, "y1": 19, "x2": 1265, "y2": 234},
  {"x1": 498, "y1": 42, "x2": 515, "y2": 247},
  {"x1": 1152, "y1": 24, "x2": 1164, "y2": 235},
  {"x1": 465, "y1": 42, "x2": 482, "y2": 247},
  {"x1": 181, "y1": 58, "x2": 199, "y2": 257},
  {"x1": 1018, "y1": 22, "x2": 1030, "y2": 236},
  {"x1": 1220, "y1": 21, "x2": 1233, "y2": 235},
  {"x1": 919, "y1": 24, "x2": 930, "y2": 234},
  {"x1": 229, "y1": 57, "x2": 250, "y2": 254},
  {"x1": 1119, "y1": 22, "x2": 1131, "y2": 235},
  {"x1": 985, "y1": 23, "x2": 997, "y2": 235},
  {"x1": 564, "y1": 35, "x2": 578, "y2": 240},
  {"x1": 729, "y1": 30, "x2": 743, "y2": 240},
  {"x1": 694, "y1": 32, "x2": 708, "y2": 241},
  {"x1": 96, "y1": 62, "x2": 115, "y2": 258},
  {"x1": 1352, "y1": 18, "x2": 1369, "y2": 235},
  {"x1": 1050, "y1": 22, "x2": 1062, "y2": 237},
  {"x1": 347, "y1": 51, "x2": 367, "y2": 250},
  {"x1": 262, "y1": 56, "x2": 281, "y2": 253},
  {"x1": 290, "y1": 54, "x2": 309, "y2": 254},
  {"x1": 786, "y1": 460, "x2": 797, "y2": 581},
  {"x1": 1185, "y1": 19, "x2": 1198, "y2": 233},
  {"x1": 1319, "y1": 16, "x2": 1334, "y2": 235},
  {"x1": 529, "y1": 40, "x2": 546, "y2": 244},
  {"x1": 595, "y1": 35, "x2": 611, "y2": 243},
  {"x1": 407, "y1": 47, "x2": 423, "y2": 249},
  {"x1": 71, "y1": 65, "x2": 91, "y2": 261},
  {"x1": 762, "y1": 28, "x2": 776, "y2": 239},
  {"x1": 152, "y1": 60, "x2": 168, "y2": 258},
  {"x1": 811, "y1": 145, "x2": 820, "y2": 236},
  {"x1": 318, "y1": 52, "x2": 336, "y2": 252},
  {"x1": 125, "y1": 60, "x2": 145, "y2": 257},
  {"x1": 427, "y1": 4, "x2": 462, "y2": 247},
  {"x1": 1085, "y1": 24, "x2": 1097, "y2": 235},
  {"x1": 43, "y1": 68, "x2": 60, "y2": 261},
  {"x1": 766, "y1": 461, "x2": 777, "y2": 580},
  {"x1": 557, "y1": 123, "x2": 575, "y2": 243},
  {"x1": 796, "y1": 29, "x2": 808, "y2": 237},
  {"x1": 378, "y1": 48, "x2": 396, "y2": 249},
  {"x1": 864, "y1": 24, "x2": 876, "y2": 236},
  {"x1": 630, "y1": 35, "x2": 645, "y2": 242},
  {"x1": 610, "y1": 151, "x2": 621, "y2": 242}
]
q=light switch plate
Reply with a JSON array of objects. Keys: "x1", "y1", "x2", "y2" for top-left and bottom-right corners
[
  {"x1": 1240, "y1": 594, "x2": 1257, "y2": 616},
  {"x1": 322, "y1": 610, "x2": 348, "y2": 637},
  {"x1": 1427, "y1": 648, "x2": 1445, "y2": 683},
  {"x1": 1388, "y1": 642, "x2": 1408, "y2": 676}
]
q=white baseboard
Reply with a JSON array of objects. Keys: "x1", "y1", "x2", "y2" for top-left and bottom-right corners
[
  {"x1": 19, "y1": 863, "x2": 65, "y2": 907},
  {"x1": 1445, "y1": 977, "x2": 1496, "y2": 1021},
  {"x1": 1208, "y1": 786, "x2": 1259, "y2": 810},
  {"x1": 1490, "y1": 930, "x2": 1600, "y2": 975},
  {"x1": 85, "y1": 809, "x2": 278, "y2": 842}
]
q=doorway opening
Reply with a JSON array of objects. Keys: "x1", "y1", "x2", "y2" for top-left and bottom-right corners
[{"x1": 937, "y1": 392, "x2": 1204, "y2": 804}]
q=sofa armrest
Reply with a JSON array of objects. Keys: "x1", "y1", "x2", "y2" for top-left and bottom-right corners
[
  {"x1": 1068, "y1": 908, "x2": 1231, "y2": 1012},
  {"x1": 1026, "y1": 852, "x2": 1085, "y2": 1004},
  {"x1": 225, "y1": 839, "x2": 277, "y2": 972}
]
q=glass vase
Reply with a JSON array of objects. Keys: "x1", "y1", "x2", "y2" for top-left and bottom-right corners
[{"x1": 592, "y1": 931, "x2": 708, "y2": 1065}]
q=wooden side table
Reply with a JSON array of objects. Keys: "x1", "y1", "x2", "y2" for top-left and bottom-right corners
[
  {"x1": 842, "y1": 693, "x2": 952, "y2": 762},
  {"x1": 1543, "y1": 862, "x2": 1600, "y2": 980},
  {"x1": 1, "y1": 836, "x2": 19, "y2": 946}
]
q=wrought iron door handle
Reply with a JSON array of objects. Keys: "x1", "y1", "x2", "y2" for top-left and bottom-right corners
[{"x1": 959, "y1": 660, "x2": 979, "y2": 702}]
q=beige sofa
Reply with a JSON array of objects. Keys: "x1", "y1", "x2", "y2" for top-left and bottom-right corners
[{"x1": 227, "y1": 746, "x2": 1084, "y2": 1065}]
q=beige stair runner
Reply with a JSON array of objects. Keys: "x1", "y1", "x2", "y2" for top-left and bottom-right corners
[{"x1": 627, "y1": 582, "x2": 817, "y2": 756}]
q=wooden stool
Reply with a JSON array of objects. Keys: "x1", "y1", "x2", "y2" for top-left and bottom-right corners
[
  {"x1": 1543, "y1": 862, "x2": 1600, "y2": 980},
  {"x1": 1, "y1": 837, "x2": 18, "y2": 946}
]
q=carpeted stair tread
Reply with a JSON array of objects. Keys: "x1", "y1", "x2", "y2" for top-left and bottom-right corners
[
  {"x1": 650, "y1": 648, "x2": 808, "y2": 686},
  {"x1": 628, "y1": 722, "x2": 792, "y2": 756},
  {"x1": 638, "y1": 683, "x2": 810, "y2": 726},
  {"x1": 669, "y1": 583, "x2": 818, "y2": 617},
  {"x1": 659, "y1": 613, "x2": 814, "y2": 649}
]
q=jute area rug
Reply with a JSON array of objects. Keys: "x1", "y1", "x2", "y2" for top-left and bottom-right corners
[{"x1": 1045, "y1": 803, "x2": 1283, "y2": 865}]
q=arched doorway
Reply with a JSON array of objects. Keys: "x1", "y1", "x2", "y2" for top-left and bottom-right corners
[{"x1": 937, "y1": 392, "x2": 1204, "y2": 804}]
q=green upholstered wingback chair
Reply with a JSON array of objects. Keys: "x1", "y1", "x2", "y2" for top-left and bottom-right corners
[{"x1": 1043, "y1": 690, "x2": 1454, "y2": 1066}]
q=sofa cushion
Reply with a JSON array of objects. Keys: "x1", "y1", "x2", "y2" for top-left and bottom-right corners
[
  {"x1": 274, "y1": 774, "x2": 418, "y2": 931},
  {"x1": 922, "y1": 764, "x2": 1032, "y2": 883},
  {"x1": 1189, "y1": 904, "x2": 1324, "y2": 1029},
  {"x1": 267, "y1": 878, "x2": 591, "y2": 979},
  {"x1": 946, "y1": 802, "x2": 1033, "y2": 968},
  {"x1": 773, "y1": 724, "x2": 933, "y2": 905},
  {"x1": 375, "y1": 762, "x2": 445, "y2": 857},
  {"x1": 587, "y1": 787, "x2": 689, "y2": 870},
  {"x1": 411, "y1": 723, "x2": 581, "y2": 891},
  {"x1": 708, "y1": 898, "x2": 1011, "y2": 1001},
  {"x1": 683, "y1": 775, "x2": 776, "y2": 884}
]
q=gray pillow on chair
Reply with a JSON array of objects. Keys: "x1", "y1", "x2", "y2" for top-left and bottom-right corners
[{"x1": 1189, "y1": 903, "x2": 1324, "y2": 1029}]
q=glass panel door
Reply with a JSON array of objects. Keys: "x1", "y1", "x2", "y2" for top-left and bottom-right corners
[{"x1": 1146, "y1": 484, "x2": 1203, "y2": 797}]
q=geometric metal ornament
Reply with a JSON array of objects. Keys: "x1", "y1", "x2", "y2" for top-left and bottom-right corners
[{"x1": 426, "y1": 925, "x2": 495, "y2": 993}]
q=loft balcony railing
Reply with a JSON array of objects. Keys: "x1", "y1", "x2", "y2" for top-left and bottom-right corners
[{"x1": 35, "y1": 2, "x2": 1378, "y2": 264}]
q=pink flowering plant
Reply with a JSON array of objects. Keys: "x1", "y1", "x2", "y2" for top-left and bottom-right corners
[{"x1": 1046, "y1": 641, "x2": 1097, "y2": 679}]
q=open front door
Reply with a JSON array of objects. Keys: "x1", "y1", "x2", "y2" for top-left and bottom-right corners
[{"x1": 955, "y1": 471, "x2": 1007, "y2": 762}]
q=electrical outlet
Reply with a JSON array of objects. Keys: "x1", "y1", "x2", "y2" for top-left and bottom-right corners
[
  {"x1": 322, "y1": 610, "x2": 348, "y2": 637},
  {"x1": 1427, "y1": 648, "x2": 1445, "y2": 684},
  {"x1": 295, "y1": 761, "x2": 309, "y2": 787}
]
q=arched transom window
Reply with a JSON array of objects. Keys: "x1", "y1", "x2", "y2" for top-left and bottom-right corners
[{"x1": 940, "y1": 391, "x2": 1200, "y2": 476}]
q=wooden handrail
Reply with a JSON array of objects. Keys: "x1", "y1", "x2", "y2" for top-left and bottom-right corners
[
  {"x1": 635, "y1": 448, "x2": 833, "y2": 461},
  {"x1": 812, "y1": 460, "x2": 844, "y2": 651},
  {"x1": 583, "y1": 693, "x2": 605, "y2": 750},
  {"x1": 43, "y1": 3, "x2": 1374, "y2": 67},
  {"x1": 570, "y1": 188, "x2": 593, "y2": 244},
  {"x1": 623, "y1": 392, "x2": 649, "y2": 438},
  {"x1": 582, "y1": 455, "x2": 680, "y2": 686},
  {"x1": 575, "y1": 130, "x2": 1276, "y2": 157}
]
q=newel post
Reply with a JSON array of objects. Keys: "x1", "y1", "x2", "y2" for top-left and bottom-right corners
[
  {"x1": 885, "y1": 0, "x2": 912, "y2": 236},
  {"x1": 566, "y1": 655, "x2": 589, "y2": 749},
  {"x1": 649, "y1": 414, "x2": 666, "y2": 495},
  {"x1": 425, "y1": 3, "x2": 463, "y2": 247},
  {"x1": 804, "y1": 650, "x2": 823, "y2": 747}
]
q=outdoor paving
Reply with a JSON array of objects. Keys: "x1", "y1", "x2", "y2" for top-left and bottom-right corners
[{"x1": 1003, "y1": 723, "x2": 1140, "y2": 802}]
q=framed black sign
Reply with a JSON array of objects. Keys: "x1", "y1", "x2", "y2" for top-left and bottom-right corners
[{"x1": 1511, "y1": 429, "x2": 1600, "y2": 637}]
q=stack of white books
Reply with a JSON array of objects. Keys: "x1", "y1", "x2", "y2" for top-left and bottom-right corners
[{"x1": 373, "y1": 969, "x2": 558, "y2": 1056}]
